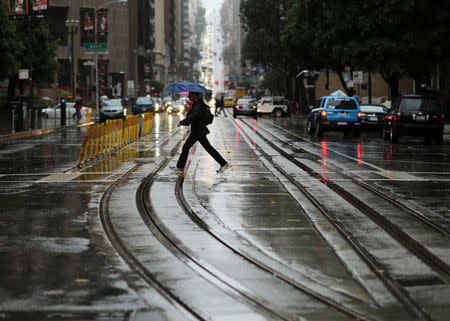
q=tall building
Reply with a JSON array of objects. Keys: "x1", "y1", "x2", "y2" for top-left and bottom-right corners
[
  {"x1": 48, "y1": 0, "x2": 129, "y2": 102},
  {"x1": 47, "y1": 0, "x2": 185, "y2": 101}
]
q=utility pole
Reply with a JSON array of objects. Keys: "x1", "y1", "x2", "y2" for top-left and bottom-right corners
[{"x1": 65, "y1": 19, "x2": 79, "y2": 101}]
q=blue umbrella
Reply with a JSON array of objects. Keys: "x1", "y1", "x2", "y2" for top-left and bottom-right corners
[{"x1": 164, "y1": 81, "x2": 210, "y2": 94}]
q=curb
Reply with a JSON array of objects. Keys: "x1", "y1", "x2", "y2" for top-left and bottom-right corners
[{"x1": 0, "y1": 121, "x2": 94, "y2": 142}]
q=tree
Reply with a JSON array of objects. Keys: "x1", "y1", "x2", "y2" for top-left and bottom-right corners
[
  {"x1": 0, "y1": 3, "x2": 25, "y2": 99},
  {"x1": 0, "y1": 1, "x2": 58, "y2": 100},
  {"x1": 150, "y1": 79, "x2": 164, "y2": 95},
  {"x1": 282, "y1": 0, "x2": 450, "y2": 99},
  {"x1": 240, "y1": 0, "x2": 296, "y2": 99}
]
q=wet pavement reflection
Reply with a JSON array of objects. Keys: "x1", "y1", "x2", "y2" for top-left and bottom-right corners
[{"x1": 1, "y1": 111, "x2": 449, "y2": 320}]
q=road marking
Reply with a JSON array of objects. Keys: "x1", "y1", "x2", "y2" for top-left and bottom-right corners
[
  {"x1": 37, "y1": 173, "x2": 81, "y2": 182},
  {"x1": 376, "y1": 171, "x2": 425, "y2": 180}
]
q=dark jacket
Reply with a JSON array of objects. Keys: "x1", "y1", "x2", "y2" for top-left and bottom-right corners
[{"x1": 179, "y1": 98, "x2": 210, "y2": 137}]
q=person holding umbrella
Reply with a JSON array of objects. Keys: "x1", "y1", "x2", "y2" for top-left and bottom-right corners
[{"x1": 176, "y1": 91, "x2": 230, "y2": 174}]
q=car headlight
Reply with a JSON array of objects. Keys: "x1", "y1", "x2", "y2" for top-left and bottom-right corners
[{"x1": 123, "y1": 108, "x2": 127, "y2": 115}]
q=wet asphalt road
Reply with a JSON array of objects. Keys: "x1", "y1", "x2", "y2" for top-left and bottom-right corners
[{"x1": 0, "y1": 111, "x2": 449, "y2": 320}]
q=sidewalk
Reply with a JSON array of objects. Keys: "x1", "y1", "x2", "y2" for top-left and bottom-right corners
[{"x1": 0, "y1": 110, "x2": 93, "y2": 141}]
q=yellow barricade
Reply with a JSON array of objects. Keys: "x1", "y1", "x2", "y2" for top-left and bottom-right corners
[{"x1": 76, "y1": 113, "x2": 155, "y2": 168}]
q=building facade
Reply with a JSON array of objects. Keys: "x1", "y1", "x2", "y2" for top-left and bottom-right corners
[{"x1": 48, "y1": 0, "x2": 186, "y2": 102}]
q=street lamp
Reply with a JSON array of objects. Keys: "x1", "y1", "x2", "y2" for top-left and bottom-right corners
[
  {"x1": 65, "y1": 19, "x2": 79, "y2": 101},
  {"x1": 94, "y1": 0, "x2": 128, "y2": 121}
]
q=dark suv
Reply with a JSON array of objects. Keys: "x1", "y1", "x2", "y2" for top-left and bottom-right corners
[{"x1": 382, "y1": 89, "x2": 444, "y2": 144}]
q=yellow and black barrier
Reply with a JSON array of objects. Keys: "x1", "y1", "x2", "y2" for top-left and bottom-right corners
[{"x1": 76, "y1": 112, "x2": 153, "y2": 168}]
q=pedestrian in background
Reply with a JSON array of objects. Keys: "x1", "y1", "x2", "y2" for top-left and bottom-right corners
[
  {"x1": 215, "y1": 96, "x2": 226, "y2": 117},
  {"x1": 176, "y1": 92, "x2": 230, "y2": 174},
  {"x1": 214, "y1": 96, "x2": 220, "y2": 116},
  {"x1": 74, "y1": 100, "x2": 83, "y2": 121}
]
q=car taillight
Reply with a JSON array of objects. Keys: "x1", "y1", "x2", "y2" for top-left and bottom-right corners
[
  {"x1": 386, "y1": 115, "x2": 393, "y2": 120},
  {"x1": 357, "y1": 111, "x2": 362, "y2": 118},
  {"x1": 320, "y1": 110, "x2": 327, "y2": 118},
  {"x1": 252, "y1": 105, "x2": 257, "y2": 109},
  {"x1": 235, "y1": 105, "x2": 240, "y2": 109},
  {"x1": 395, "y1": 112, "x2": 401, "y2": 121},
  {"x1": 441, "y1": 114, "x2": 445, "y2": 124}
]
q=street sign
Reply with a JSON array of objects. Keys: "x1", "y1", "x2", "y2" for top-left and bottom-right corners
[
  {"x1": 84, "y1": 43, "x2": 108, "y2": 51},
  {"x1": 353, "y1": 71, "x2": 363, "y2": 84},
  {"x1": 19, "y1": 69, "x2": 29, "y2": 80}
]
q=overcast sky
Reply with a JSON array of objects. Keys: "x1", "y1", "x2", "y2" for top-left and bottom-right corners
[{"x1": 202, "y1": 0, "x2": 223, "y2": 11}]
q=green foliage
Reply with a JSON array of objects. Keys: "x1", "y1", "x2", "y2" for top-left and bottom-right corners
[
  {"x1": 281, "y1": 0, "x2": 450, "y2": 97},
  {"x1": 0, "y1": 3, "x2": 24, "y2": 80},
  {"x1": 240, "y1": 0, "x2": 297, "y2": 96},
  {"x1": 263, "y1": 70, "x2": 285, "y2": 95},
  {"x1": 150, "y1": 79, "x2": 165, "y2": 94},
  {"x1": 241, "y1": 0, "x2": 449, "y2": 98},
  {"x1": 0, "y1": 2, "x2": 57, "y2": 86},
  {"x1": 241, "y1": 0, "x2": 292, "y2": 71},
  {"x1": 15, "y1": 19, "x2": 58, "y2": 84}
]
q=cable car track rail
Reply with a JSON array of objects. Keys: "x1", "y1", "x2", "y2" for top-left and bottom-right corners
[
  {"x1": 240, "y1": 119, "x2": 450, "y2": 283},
  {"x1": 137, "y1": 156, "x2": 295, "y2": 320},
  {"x1": 257, "y1": 120, "x2": 450, "y2": 237},
  {"x1": 98, "y1": 132, "x2": 209, "y2": 320},
  {"x1": 236, "y1": 118, "x2": 440, "y2": 321},
  {"x1": 175, "y1": 162, "x2": 380, "y2": 321}
]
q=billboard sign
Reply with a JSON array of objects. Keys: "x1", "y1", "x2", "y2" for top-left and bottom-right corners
[
  {"x1": 96, "y1": 11, "x2": 109, "y2": 43},
  {"x1": 31, "y1": 0, "x2": 48, "y2": 19},
  {"x1": 80, "y1": 8, "x2": 95, "y2": 44},
  {"x1": 9, "y1": 0, "x2": 28, "y2": 20}
]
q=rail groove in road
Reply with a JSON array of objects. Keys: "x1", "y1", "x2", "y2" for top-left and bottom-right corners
[
  {"x1": 99, "y1": 132, "x2": 208, "y2": 320},
  {"x1": 175, "y1": 161, "x2": 378, "y2": 320},
  {"x1": 236, "y1": 118, "x2": 437, "y2": 321},
  {"x1": 262, "y1": 121, "x2": 450, "y2": 237},
  {"x1": 137, "y1": 156, "x2": 295, "y2": 320},
  {"x1": 248, "y1": 119, "x2": 450, "y2": 282}
]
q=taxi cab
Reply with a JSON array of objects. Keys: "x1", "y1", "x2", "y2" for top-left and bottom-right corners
[{"x1": 223, "y1": 97, "x2": 235, "y2": 107}]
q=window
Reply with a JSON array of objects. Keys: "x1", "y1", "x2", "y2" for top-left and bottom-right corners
[
  {"x1": 401, "y1": 98, "x2": 442, "y2": 113},
  {"x1": 327, "y1": 98, "x2": 358, "y2": 110},
  {"x1": 136, "y1": 97, "x2": 152, "y2": 104}
]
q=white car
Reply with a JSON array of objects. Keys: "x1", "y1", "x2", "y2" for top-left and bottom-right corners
[
  {"x1": 167, "y1": 99, "x2": 185, "y2": 114},
  {"x1": 257, "y1": 96, "x2": 289, "y2": 117},
  {"x1": 42, "y1": 103, "x2": 89, "y2": 119}
]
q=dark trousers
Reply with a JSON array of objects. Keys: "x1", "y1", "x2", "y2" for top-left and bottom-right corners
[
  {"x1": 177, "y1": 134, "x2": 227, "y2": 169},
  {"x1": 216, "y1": 105, "x2": 226, "y2": 116}
]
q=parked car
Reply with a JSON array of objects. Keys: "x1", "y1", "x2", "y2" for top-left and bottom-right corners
[
  {"x1": 223, "y1": 97, "x2": 234, "y2": 107},
  {"x1": 42, "y1": 103, "x2": 89, "y2": 119},
  {"x1": 359, "y1": 104, "x2": 387, "y2": 129},
  {"x1": 381, "y1": 89, "x2": 444, "y2": 144},
  {"x1": 233, "y1": 98, "x2": 258, "y2": 118},
  {"x1": 257, "y1": 96, "x2": 289, "y2": 117},
  {"x1": 132, "y1": 96, "x2": 156, "y2": 114},
  {"x1": 99, "y1": 99, "x2": 126, "y2": 122},
  {"x1": 307, "y1": 95, "x2": 362, "y2": 137}
]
